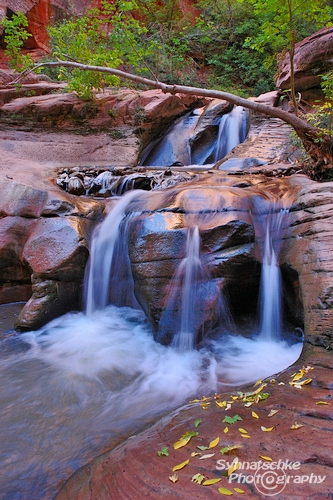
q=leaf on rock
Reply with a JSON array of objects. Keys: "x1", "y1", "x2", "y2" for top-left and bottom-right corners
[
  {"x1": 228, "y1": 459, "x2": 240, "y2": 476},
  {"x1": 194, "y1": 418, "x2": 202, "y2": 427},
  {"x1": 174, "y1": 431, "x2": 198, "y2": 449},
  {"x1": 259, "y1": 455, "x2": 272, "y2": 461},
  {"x1": 197, "y1": 445, "x2": 210, "y2": 451},
  {"x1": 240, "y1": 434, "x2": 250, "y2": 438},
  {"x1": 223, "y1": 427, "x2": 229, "y2": 434},
  {"x1": 172, "y1": 459, "x2": 189, "y2": 471},
  {"x1": 316, "y1": 401, "x2": 331, "y2": 405},
  {"x1": 261, "y1": 426, "x2": 274, "y2": 432},
  {"x1": 157, "y1": 446, "x2": 169, "y2": 456},
  {"x1": 290, "y1": 423, "x2": 303, "y2": 430},
  {"x1": 199, "y1": 453, "x2": 215, "y2": 460},
  {"x1": 220, "y1": 445, "x2": 241, "y2": 455},
  {"x1": 268, "y1": 409, "x2": 279, "y2": 417},
  {"x1": 218, "y1": 486, "x2": 233, "y2": 495},
  {"x1": 238, "y1": 428, "x2": 248, "y2": 434},
  {"x1": 289, "y1": 378, "x2": 312, "y2": 388},
  {"x1": 202, "y1": 478, "x2": 222, "y2": 485},
  {"x1": 192, "y1": 473, "x2": 205, "y2": 484},
  {"x1": 251, "y1": 411, "x2": 259, "y2": 419},
  {"x1": 209, "y1": 437, "x2": 220, "y2": 448},
  {"x1": 216, "y1": 401, "x2": 227, "y2": 408},
  {"x1": 191, "y1": 451, "x2": 201, "y2": 457},
  {"x1": 223, "y1": 415, "x2": 243, "y2": 425},
  {"x1": 169, "y1": 474, "x2": 178, "y2": 483},
  {"x1": 234, "y1": 488, "x2": 245, "y2": 493}
]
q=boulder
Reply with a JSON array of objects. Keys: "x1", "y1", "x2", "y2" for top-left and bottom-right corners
[
  {"x1": 276, "y1": 26, "x2": 333, "y2": 91},
  {"x1": 127, "y1": 174, "x2": 302, "y2": 344},
  {"x1": 0, "y1": 178, "x2": 105, "y2": 330}
]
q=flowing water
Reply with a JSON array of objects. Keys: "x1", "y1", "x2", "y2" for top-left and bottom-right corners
[
  {"x1": 0, "y1": 112, "x2": 303, "y2": 499},
  {"x1": 0, "y1": 189, "x2": 303, "y2": 499}
]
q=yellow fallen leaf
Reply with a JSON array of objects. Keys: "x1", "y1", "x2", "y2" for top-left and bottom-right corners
[
  {"x1": 223, "y1": 427, "x2": 229, "y2": 434},
  {"x1": 259, "y1": 456, "x2": 272, "y2": 461},
  {"x1": 218, "y1": 486, "x2": 234, "y2": 495},
  {"x1": 261, "y1": 426, "x2": 274, "y2": 432},
  {"x1": 231, "y1": 396, "x2": 238, "y2": 400},
  {"x1": 251, "y1": 411, "x2": 259, "y2": 419},
  {"x1": 290, "y1": 423, "x2": 303, "y2": 430},
  {"x1": 191, "y1": 452, "x2": 201, "y2": 457},
  {"x1": 268, "y1": 409, "x2": 279, "y2": 417},
  {"x1": 169, "y1": 474, "x2": 178, "y2": 482},
  {"x1": 289, "y1": 378, "x2": 312, "y2": 388},
  {"x1": 202, "y1": 478, "x2": 222, "y2": 486},
  {"x1": 241, "y1": 434, "x2": 251, "y2": 438},
  {"x1": 216, "y1": 401, "x2": 227, "y2": 408},
  {"x1": 238, "y1": 428, "x2": 248, "y2": 434},
  {"x1": 228, "y1": 460, "x2": 240, "y2": 476},
  {"x1": 316, "y1": 401, "x2": 331, "y2": 405},
  {"x1": 291, "y1": 371, "x2": 304, "y2": 381},
  {"x1": 254, "y1": 379, "x2": 262, "y2": 387},
  {"x1": 209, "y1": 437, "x2": 220, "y2": 448},
  {"x1": 252, "y1": 383, "x2": 267, "y2": 395},
  {"x1": 234, "y1": 488, "x2": 245, "y2": 493},
  {"x1": 174, "y1": 436, "x2": 192, "y2": 449},
  {"x1": 244, "y1": 402, "x2": 253, "y2": 407},
  {"x1": 172, "y1": 459, "x2": 189, "y2": 471},
  {"x1": 199, "y1": 453, "x2": 215, "y2": 460},
  {"x1": 200, "y1": 402, "x2": 211, "y2": 408}
]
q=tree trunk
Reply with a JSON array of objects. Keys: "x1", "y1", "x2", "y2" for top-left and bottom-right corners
[{"x1": 13, "y1": 60, "x2": 333, "y2": 180}]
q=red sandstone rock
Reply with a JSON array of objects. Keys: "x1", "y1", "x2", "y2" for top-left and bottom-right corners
[{"x1": 276, "y1": 27, "x2": 333, "y2": 91}]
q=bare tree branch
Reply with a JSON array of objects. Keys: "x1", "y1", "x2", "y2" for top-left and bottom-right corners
[{"x1": 10, "y1": 59, "x2": 333, "y2": 179}]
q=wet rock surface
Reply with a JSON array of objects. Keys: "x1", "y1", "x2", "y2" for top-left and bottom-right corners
[{"x1": 55, "y1": 346, "x2": 333, "y2": 500}]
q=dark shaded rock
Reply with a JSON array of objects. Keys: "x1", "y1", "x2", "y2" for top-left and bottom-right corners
[{"x1": 15, "y1": 278, "x2": 83, "y2": 330}]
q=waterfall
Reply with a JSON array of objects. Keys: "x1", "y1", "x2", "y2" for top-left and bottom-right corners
[
  {"x1": 257, "y1": 207, "x2": 287, "y2": 341},
  {"x1": 171, "y1": 226, "x2": 202, "y2": 350},
  {"x1": 84, "y1": 190, "x2": 141, "y2": 315},
  {"x1": 214, "y1": 106, "x2": 248, "y2": 162}
]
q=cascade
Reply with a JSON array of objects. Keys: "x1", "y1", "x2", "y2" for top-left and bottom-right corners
[
  {"x1": 214, "y1": 106, "x2": 249, "y2": 162},
  {"x1": 140, "y1": 105, "x2": 249, "y2": 167},
  {"x1": 258, "y1": 210, "x2": 285, "y2": 341},
  {"x1": 157, "y1": 226, "x2": 205, "y2": 350},
  {"x1": 84, "y1": 190, "x2": 142, "y2": 315}
]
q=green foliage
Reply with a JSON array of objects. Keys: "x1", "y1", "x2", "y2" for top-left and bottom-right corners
[
  {"x1": 48, "y1": 0, "x2": 158, "y2": 98},
  {"x1": 244, "y1": 0, "x2": 332, "y2": 71},
  {"x1": 135, "y1": 0, "x2": 197, "y2": 84},
  {"x1": 188, "y1": 0, "x2": 275, "y2": 95},
  {"x1": 46, "y1": 0, "x2": 333, "y2": 98},
  {"x1": 320, "y1": 72, "x2": 333, "y2": 134},
  {"x1": 0, "y1": 11, "x2": 33, "y2": 71},
  {"x1": 157, "y1": 446, "x2": 169, "y2": 456}
]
